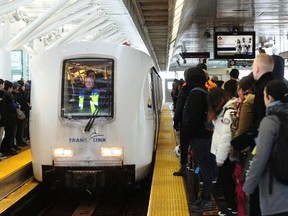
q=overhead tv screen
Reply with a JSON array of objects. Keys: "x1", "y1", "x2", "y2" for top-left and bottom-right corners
[{"x1": 214, "y1": 32, "x2": 256, "y2": 59}]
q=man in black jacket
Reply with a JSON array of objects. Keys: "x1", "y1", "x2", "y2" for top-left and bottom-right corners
[
  {"x1": 252, "y1": 53, "x2": 275, "y2": 138},
  {"x1": 174, "y1": 66, "x2": 214, "y2": 212},
  {"x1": 173, "y1": 68, "x2": 194, "y2": 176}
]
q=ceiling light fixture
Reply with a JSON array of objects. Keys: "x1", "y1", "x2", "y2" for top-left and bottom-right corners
[{"x1": 167, "y1": 0, "x2": 184, "y2": 71}]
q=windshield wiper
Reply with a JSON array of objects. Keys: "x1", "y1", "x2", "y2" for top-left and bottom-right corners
[{"x1": 84, "y1": 93, "x2": 109, "y2": 132}]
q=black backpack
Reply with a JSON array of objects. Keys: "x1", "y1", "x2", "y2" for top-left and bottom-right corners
[
  {"x1": 182, "y1": 87, "x2": 213, "y2": 131},
  {"x1": 269, "y1": 112, "x2": 288, "y2": 193}
]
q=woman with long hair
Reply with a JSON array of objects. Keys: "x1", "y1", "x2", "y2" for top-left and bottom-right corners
[{"x1": 207, "y1": 87, "x2": 238, "y2": 216}]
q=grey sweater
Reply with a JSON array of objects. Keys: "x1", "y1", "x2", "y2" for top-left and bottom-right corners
[{"x1": 243, "y1": 112, "x2": 288, "y2": 215}]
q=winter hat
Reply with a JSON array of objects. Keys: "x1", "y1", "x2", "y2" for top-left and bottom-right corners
[{"x1": 184, "y1": 66, "x2": 207, "y2": 83}]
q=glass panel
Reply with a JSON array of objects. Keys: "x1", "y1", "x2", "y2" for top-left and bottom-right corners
[{"x1": 61, "y1": 58, "x2": 114, "y2": 120}]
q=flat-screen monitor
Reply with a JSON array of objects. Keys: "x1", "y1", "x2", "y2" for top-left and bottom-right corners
[
  {"x1": 214, "y1": 31, "x2": 256, "y2": 59},
  {"x1": 61, "y1": 58, "x2": 114, "y2": 120}
]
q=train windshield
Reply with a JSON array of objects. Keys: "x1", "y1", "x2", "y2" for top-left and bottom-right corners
[{"x1": 61, "y1": 58, "x2": 114, "y2": 120}]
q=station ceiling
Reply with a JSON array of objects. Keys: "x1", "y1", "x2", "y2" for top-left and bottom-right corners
[{"x1": 1, "y1": 0, "x2": 288, "y2": 72}]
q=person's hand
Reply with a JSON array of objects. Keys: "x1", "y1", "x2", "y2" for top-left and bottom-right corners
[{"x1": 217, "y1": 162, "x2": 223, "y2": 167}]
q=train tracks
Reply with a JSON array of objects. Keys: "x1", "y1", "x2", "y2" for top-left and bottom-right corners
[{"x1": 12, "y1": 180, "x2": 151, "y2": 216}]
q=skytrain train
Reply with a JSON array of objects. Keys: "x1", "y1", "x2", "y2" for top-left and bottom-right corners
[{"x1": 30, "y1": 42, "x2": 163, "y2": 189}]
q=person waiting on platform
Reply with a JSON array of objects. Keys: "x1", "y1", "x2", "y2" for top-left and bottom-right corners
[
  {"x1": 0, "y1": 81, "x2": 18, "y2": 156},
  {"x1": 243, "y1": 80, "x2": 288, "y2": 216},
  {"x1": 207, "y1": 87, "x2": 238, "y2": 216},
  {"x1": 78, "y1": 75, "x2": 100, "y2": 114},
  {"x1": 176, "y1": 67, "x2": 214, "y2": 213}
]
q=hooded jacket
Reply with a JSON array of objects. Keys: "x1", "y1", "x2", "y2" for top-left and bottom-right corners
[
  {"x1": 243, "y1": 102, "x2": 288, "y2": 215},
  {"x1": 210, "y1": 98, "x2": 237, "y2": 164}
]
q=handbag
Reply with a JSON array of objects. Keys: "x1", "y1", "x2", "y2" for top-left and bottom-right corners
[{"x1": 16, "y1": 108, "x2": 26, "y2": 120}]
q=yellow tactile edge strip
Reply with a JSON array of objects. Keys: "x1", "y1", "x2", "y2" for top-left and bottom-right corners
[
  {"x1": 0, "y1": 149, "x2": 32, "y2": 181},
  {"x1": 147, "y1": 104, "x2": 189, "y2": 216},
  {"x1": 0, "y1": 179, "x2": 39, "y2": 213}
]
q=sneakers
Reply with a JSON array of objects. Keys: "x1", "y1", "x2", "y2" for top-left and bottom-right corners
[
  {"x1": 190, "y1": 198, "x2": 202, "y2": 207},
  {"x1": 173, "y1": 168, "x2": 187, "y2": 176},
  {"x1": 173, "y1": 164, "x2": 187, "y2": 176},
  {"x1": 191, "y1": 200, "x2": 212, "y2": 212},
  {"x1": 218, "y1": 209, "x2": 238, "y2": 216},
  {"x1": 3, "y1": 149, "x2": 18, "y2": 156},
  {"x1": 218, "y1": 210, "x2": 229, "y2": 216}
]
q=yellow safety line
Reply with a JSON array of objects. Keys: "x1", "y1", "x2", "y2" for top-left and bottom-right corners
[
  {"x1": 0, "y1": 179, "x2": 38, "y2": 213},
  {"x1": 0, "y1": 149, "x2": 32, "y2": 181},
  {"x1": 147, "y1": 104, "x2": 189, "y2": 216}
]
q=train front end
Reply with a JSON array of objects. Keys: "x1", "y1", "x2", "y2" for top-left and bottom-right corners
[{"x1": 30, "y1": 42, "x2": 159, "y2": 189}]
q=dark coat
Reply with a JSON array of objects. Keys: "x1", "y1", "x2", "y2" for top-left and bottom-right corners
[
  {"x1": 252, "y1": 72, "x2": 274, "y2": 137},
  {"x1": 173, "y1": 83, "x2": 192, "y2": 129},
  {"x1": 0, "y1": 95, "x2": 16, "y2": 127},
  {"x1": 181, "y1": 81, "x2": 212, "y2": 139},
  {"x1": 13, "y1": 90, "x2": 30, "y2": 116}
]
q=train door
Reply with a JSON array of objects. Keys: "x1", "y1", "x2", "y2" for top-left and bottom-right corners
[
  {"x1": 164, "y1": 79, "x2": 174, "y2": 102},
  {"x1": 150, "y1": 68, "x2": 162, "y2": 149}
]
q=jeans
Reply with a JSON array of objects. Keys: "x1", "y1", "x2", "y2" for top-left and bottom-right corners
[{"x1": 191, "y1": 137, "x2": 214, "y2": 201}]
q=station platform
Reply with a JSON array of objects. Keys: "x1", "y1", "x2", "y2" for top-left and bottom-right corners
[
  {"x1": 147, "y1": 103, "x2": 189, "y2": 216},
  {"x1": 0, "y1": 149, "x2": 37, "y2": 214},
  {"x1": 147, "y1": 103, "x2": 221, "y2": 216}
]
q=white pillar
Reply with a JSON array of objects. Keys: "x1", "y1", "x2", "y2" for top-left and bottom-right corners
[
  {"x1": 0, "y1": 22, "x2": 11, "y2": 80},
  {"x1": 0, "y1": 49, "x2": 11, "y2": 80}
]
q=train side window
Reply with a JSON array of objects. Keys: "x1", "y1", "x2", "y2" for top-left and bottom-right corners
[{"x1": 61, "y1": 58, "x2": 114, "y2": 120}]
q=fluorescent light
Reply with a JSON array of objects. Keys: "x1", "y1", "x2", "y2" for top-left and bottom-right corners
[{"x1": 167, "y1": 0, "x2": 184, "y2": 71}]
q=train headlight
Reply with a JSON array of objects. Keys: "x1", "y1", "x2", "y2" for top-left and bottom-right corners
[
  {"x1": 53, "y1": 147, "x2": 73, "y2": 157},
  {"x1": 101, "y1": 147, "x2": 123, "y2": 157}
]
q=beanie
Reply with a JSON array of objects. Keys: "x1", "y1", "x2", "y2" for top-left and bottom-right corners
[{"x1": 185, "y1": 67, "x2": 207, "y2": 84}]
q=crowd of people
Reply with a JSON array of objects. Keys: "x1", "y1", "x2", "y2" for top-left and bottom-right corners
[
  {"x1": 171, "y1": 53, "x2": 288, "y2": 216},
  {"x1": 0, "y1": 78, "x2": 31, "y2": 157}
]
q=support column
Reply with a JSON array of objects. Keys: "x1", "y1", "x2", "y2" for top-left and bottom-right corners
[
  {"x1": 0, "y1": 22, "x2": 11, "y2": 80},
  {"x1": 0, "y1": 49, "x2": 11, "y2": 80}
]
